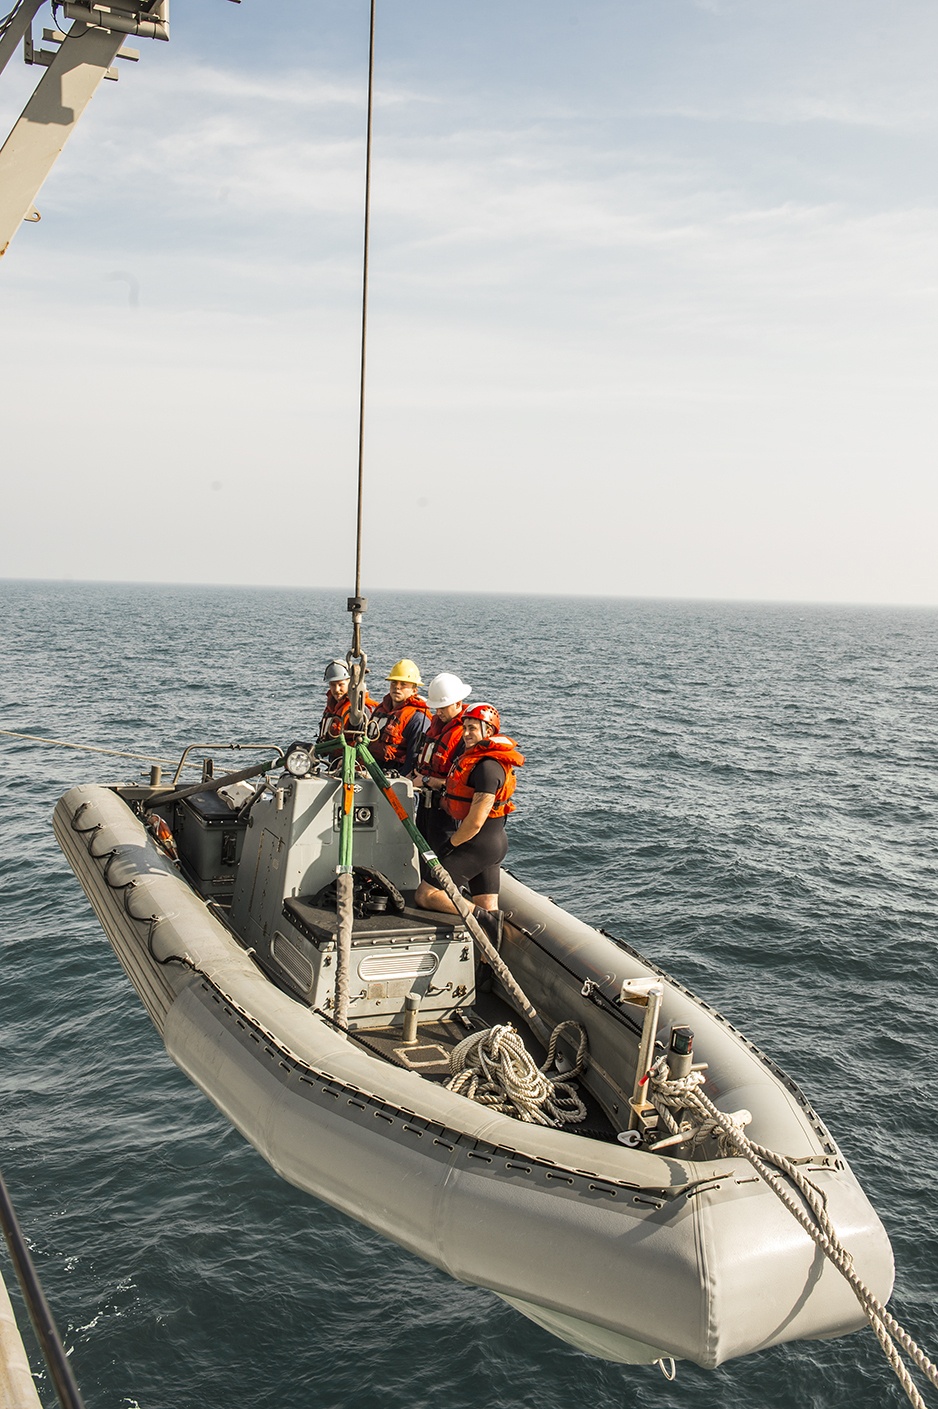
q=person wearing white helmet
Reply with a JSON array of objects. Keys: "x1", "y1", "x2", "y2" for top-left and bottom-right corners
[
  {"x1": 412, "y1": 672, "x2": 472, "y2": 795},
  {"x1": 318, "y1": 659, "x2": 375, "y2": 743},
  {"x1": 412, "y1": 672, "x2": 471, "y2": 859},
  {"x1": 370, "y1": 659, "x2": 430, "y2": 774}
]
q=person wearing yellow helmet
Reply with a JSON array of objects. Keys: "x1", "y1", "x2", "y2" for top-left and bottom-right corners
[{"x1": 369, "y1": 659, "x2": 430, "y2": 774}]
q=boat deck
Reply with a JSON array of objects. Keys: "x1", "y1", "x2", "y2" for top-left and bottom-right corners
[
  {"x1": 205, "y1": 884, "x2": 619, "y2": 1140},
  {"x1": 344, "y1": 991, "x2": 620, "y2": 1141}
]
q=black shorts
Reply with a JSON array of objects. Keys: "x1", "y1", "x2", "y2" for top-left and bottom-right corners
[
  {"x1": 439, "y1": 818, "x2": 508, "y2": 897},
  {"x1": 416, "y1": 800, "x2": 453, "y2": 882}
]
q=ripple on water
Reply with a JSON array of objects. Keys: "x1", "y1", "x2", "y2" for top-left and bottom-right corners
[{"x1": 1, "y1": 584, "x2": 937, "y2": 1409}]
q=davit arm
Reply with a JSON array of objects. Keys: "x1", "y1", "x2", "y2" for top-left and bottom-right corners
[{"x1": 0, "y1": 0, "x2": 236, "y2": 259}]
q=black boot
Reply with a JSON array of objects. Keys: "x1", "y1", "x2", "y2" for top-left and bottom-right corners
[{"x1": 472, "y1": 907, "x2": 504, "y2": 949}]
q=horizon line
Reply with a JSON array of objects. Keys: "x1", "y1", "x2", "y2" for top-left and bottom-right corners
[{"x1": 1, "y1": 575, "x2": 936, "y2": 613}]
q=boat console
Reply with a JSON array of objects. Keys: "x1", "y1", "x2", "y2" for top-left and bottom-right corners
[
  {"x1": 224, "y1": 772, "x2": 475, "y2": 1028},
  {"x1": 277, "y1": 894, "x2": 473, "y2": 1027}
]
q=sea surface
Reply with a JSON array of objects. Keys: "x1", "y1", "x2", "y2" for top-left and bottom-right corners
[{"x1": 1, "y1": 579, "x2": 936, "y2": 1409}]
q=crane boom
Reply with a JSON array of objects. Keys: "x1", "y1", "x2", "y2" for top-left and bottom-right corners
[{"x1": 0, "y1": 0, "x2": 235, "y2": 259}]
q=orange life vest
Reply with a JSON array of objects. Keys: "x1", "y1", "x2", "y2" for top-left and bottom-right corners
[
  {"x1": 415, "y1": 707, "x2": 466, "y2": 781},
  {"x1": 443, "y1": 735, "x2": 524, "y2": 821},
  {"x1": 370, "y1": 692, "x2": 430, "y2": 766},
  {"x1": 318, "y1": 690, "x2": 376, "y2": 741}
]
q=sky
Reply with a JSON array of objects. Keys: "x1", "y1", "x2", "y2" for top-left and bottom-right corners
[{"x1": 1, "y1": 0, "x2": 937, "y2": 606}]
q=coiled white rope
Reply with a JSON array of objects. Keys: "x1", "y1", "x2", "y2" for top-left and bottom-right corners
[
  {"x1": 649, "y1": 1065, "x2": 938, "y2": 1409},
  {"x1": 445, "y1": 1021, "x2": 589, "y2": 1127}
]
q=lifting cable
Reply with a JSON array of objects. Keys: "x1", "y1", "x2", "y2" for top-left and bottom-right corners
[
  {"x1": 334, "y1": 0, "x2": 378, "y2": 1024},
  {"x1": 343, "y1": 0, "x2": 376, "y2": 736},
  {"x1": 328, "y1": 0, "x2": 555, "y2": 1062},
  {"x1": 354, "y1": 0, "x2": 376, "y2": 618}
]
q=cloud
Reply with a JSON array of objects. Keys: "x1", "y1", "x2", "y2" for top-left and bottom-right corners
[{"x1": 2, "y1": 9, "x2": 938, "y2": 604}]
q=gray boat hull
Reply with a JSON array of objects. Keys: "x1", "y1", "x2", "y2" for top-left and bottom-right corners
[{"x1": 53, "y1": 783, "x2": 895, "y2": 1368}]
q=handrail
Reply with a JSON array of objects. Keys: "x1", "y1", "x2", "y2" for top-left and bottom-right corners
[
  {"x1": 0, "y1": 1172, "x2": 85, "y2": 1409},
  {"x1": 170, "y1": 741, "x2": 286, "y2": 786}
]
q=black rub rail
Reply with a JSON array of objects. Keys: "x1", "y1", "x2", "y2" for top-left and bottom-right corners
[{"x1": 0, "y1": 1172, "x2": 85, "y2": 1409}]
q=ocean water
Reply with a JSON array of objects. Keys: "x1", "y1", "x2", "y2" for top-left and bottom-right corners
[{"x1": 1, "y1": 578, "x2": 936, "y2": 1409}]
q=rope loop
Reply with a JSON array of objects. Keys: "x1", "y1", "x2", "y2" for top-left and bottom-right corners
[
  {"x1": 445, "y1": 1023, "x2": 588, "y2": 1127},
  {"x1": 649, "y1": 1069, "x2": 755, "y2": 1155},
  {"x1": 543, "y1": 1019, "x2": 589, "y2": 1079}
]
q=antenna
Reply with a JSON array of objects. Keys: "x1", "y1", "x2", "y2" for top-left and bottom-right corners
[{"x1": 346, "y1": 0, "x2": 377, "y2": 730}]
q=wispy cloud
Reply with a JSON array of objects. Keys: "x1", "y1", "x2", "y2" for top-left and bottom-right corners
[{"x1": 3, "y1": 7, "x2": 937, "y2": 603}]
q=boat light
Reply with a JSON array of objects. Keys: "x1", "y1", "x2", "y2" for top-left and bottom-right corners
[{"x1": 285, "y1": 746, "x2": 313, "y2": 777}]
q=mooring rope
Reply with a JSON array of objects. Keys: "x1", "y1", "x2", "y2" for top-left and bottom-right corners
[
  {"x1": 648, "y1": 1065, "x2": 938, "y2": 1408},
  {"x1": 0, "y1": 729, "x2": 193, "y2": 768},
  {"x1": 445, "y1": 1021, "x2": 589, "y2": 1127}
]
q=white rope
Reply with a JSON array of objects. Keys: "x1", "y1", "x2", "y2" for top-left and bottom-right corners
[
  {"x1": 649, "y1": 1066, "x2": 938, "y2": 1409},
  {"x1": 0, "y1": 729, "x2": 196, "y2": 768},
  {"x1": 445, "y1": 1022, "x2": 588, "y2": 1127}
]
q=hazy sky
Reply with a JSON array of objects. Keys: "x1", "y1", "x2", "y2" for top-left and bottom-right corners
[{"x1": 2, "y1": 0, "x2": 937, "y2": 605}]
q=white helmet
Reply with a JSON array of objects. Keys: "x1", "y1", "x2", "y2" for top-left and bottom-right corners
[{"x1": 426, "y1": 672, "x2": 472, "y2": 710}]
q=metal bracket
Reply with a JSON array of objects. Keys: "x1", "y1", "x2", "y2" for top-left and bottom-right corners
[
  {"x1": 26, "y1": 25, "x2": 137, "y2": 80},
  {"x1": 23, "y1": 33, "x2": 57, "y2": 67},
  {"x1": 619, "y1": 976, "x2": 663, "y2": 1008}
]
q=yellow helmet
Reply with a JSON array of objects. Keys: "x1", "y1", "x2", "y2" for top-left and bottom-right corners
[{"x1": 387, "y1": 658, "x2": 423, "y2": 685}]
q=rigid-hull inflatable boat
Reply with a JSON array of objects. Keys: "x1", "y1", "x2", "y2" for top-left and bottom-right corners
[{"x1": 53, "y1": 765, "x2": 894, "y2": 1370}]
